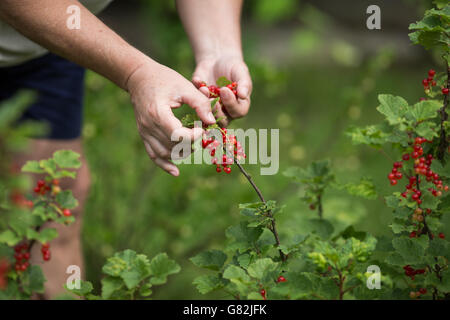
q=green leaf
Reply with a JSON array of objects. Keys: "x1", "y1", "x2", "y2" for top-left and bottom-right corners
[
  {"x1": 139, "y1": 282, "x2": 153, "y2": 297},
  {"x1": 225, "y1": 222, "x2": 263, "y2": 252},
  {"x1": 101, "y1": 276, "x2": 124, "y2": 299},
  {"x1": 437, "y1": 268, "x2": 450, "y2": 292},
  {"x1": 55, "y1": 191, "x2": 78, "y2": 210},
  {"x1": 392, "y1": 236, "x2": 429, "y2": 265},
  {"x1": 192, "y1": 275, "x2": 224, "y2": 294},
  {"x1": 66, "y1": 281, "x2": 94, "y2": 296},
  {"x1": 406, "y1": 100, "x2": 441, "y2": 122},
  {"x1": 414, "y1": 122, "x2": 438, "y2": 141},
  {"x1": 21, "y1": 160, "x2": 44, "y2": 173},
  {"x1": 36, "y1": 228, "x2": 58, "y2": 243},
  {"x1": 53, "y1": 150, "x2": 81, "y2": 169},
  {"x1": 190, "y1": 250, "x2": 227, "y2": 271},
  {"x1": 121, "y1": 269, "x2": 142, "y2": 289},
  {"x1": 216, "y1": 76, "x2": 232, "y2": 87},
  {"x1": 342, "y1": 177, "x2": 378, "y2": 200},
  {"x1": 0, "y1": 230, "x2": 20, "y2": 246},
  {"x1": 149, "y1": 253, "x2": 181, "y2": 285},
  {"x1": 346, "y1": 124, "x2": 390, "y2": 147},
  {"x1": 222, "y1": 265, "x2": 250, "y2": 282},
  {"x1": 39, "y1": 158, "x2": 58, "y2": 176},
  {"x1": 21, "y1": 265, "x2": 45, "y2": 295},
  {"x1": 376, "y1": 94, "x2": 409, "y2": 125},
  {"x1": 247, "y1": 258, "x2": 278, "y2": 280}
]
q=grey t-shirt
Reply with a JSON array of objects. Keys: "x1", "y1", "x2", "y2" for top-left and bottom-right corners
[{"x1": 0, "y1": 0, "x2": 113, "y2": 67}]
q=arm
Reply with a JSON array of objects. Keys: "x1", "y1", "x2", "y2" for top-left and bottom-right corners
[
  {"x1": 0, "y1": 0, "x2": 215, "y2": 176},
  {"x1": 176, "y1": 0, "x2": 252, "y2": 126}
]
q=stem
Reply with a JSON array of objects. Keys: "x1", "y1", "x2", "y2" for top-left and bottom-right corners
[
  {"x1": 437, "y1": 63, "x2": 450, "y2": 161},
  {"x1": 336, "y1": 269, "x2": 345, "y2": 300},
  {"x1": 415, "y1": 174, "x2": 433, "y2": 241},
  {"x1": 233, "y1": 159, "x2": 287, "y2": 262},
  {"x1": 317, "y1": 194, "x2": 323, "y2": 220}
]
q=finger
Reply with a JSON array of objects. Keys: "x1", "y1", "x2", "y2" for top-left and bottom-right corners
[
  {"x1": 199, "y1": 86, "x2": 210, "y2": 97},
  {"x1": 182, "y1": 89, "x2": 216, "y2": 125},
  {"x1": 147, "y1": 135, "x2": 172, "y2": 159},
  {"x1": 143, "y1": 140, "x2": 179, "y2": 176},
  {"x1": 155, "y1": 105, "x2": 184, "y2": 140},
  {"x1": 219, "y1": 87, "x2": 250, "y2": 119},
  {"x1": 231, "y1": 64, "x2": 252, "y2": 99},
  {"x1": 192, "y1": 76, "x2": 206, "y2": 88}
]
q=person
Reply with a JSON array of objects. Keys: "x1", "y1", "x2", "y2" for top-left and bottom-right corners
[{"x1": 0, "y1": 0, "x2": 252, "y2": 298}]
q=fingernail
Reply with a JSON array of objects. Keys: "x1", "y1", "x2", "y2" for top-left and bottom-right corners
[{"x1": 207, "y1": 112, "x2": 216, "y2": 123}]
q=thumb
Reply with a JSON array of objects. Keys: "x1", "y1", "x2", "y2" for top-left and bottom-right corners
[{"x1": 182, "y1": 89, "x2": 216, "y2": 125}]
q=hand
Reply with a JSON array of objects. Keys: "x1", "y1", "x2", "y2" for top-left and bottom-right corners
[
  {"x1": 126, "y1": 61, "x2": 215, "y2": 176},
  {"x1": 192, "y1": 55, "x2": 252, "y2": 127}
]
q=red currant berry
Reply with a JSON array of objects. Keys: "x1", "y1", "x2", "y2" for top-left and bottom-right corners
[
  {"x1": 277, "y1": 276, "x2": 286, "y2": 283},
  {"x1": 442, "y1": 88, "x2": 449, "y2": 95},
  {"x1": 62, "y1": 209, "x2": 72, "y2": 217},
  {"x1": 439, "y1": 232, "x2": 445, "y2": 239}
]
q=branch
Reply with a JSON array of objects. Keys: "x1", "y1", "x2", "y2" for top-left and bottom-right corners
[
  {"x1": 234, "y1": 159, "x2": 287, "y2": 262},
  {"x1": 437, "y1": 63, "x2": 450, "y2": 161}
]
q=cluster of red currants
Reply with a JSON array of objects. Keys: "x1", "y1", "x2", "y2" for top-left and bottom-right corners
[
  {"x1": 410, "y1": 288, "x2": 427, "y2": 299},
  {"x1": 422, "y1": 69, "x2": 437, "y2": 89},
  {"x1": 13, "y1": 243, "x2": 30, "y2": 272},
  {"x1": 41, "y1": 243, "x2": 51, "y2": 261},
  {"x1": 403, "y1": 264, "x2": 425, "y2": 281},
  {"x1": 33, "y1": 179, "x2": 51, "y2": 195},
  {"x1": 199, "y1": 82, "x2": 238, "y2": 98},
  {"x1": 422, "y1": 69, "x2": 449, "y2": 95},
  {"x1": 389, "y1": 137, "x2": 449, "y2": 202},
  {"x1": 199, "y1": 83, "x2": 246, "y2": 174},
  {"x1": 202, "y1": 128, "x2": 246, "y2": 174}
]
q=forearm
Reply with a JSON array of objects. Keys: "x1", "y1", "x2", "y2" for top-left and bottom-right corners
[
  {"x1": 176, "y1": 0, "x2": 243, "y2": 62},
  {"x1": 0, "y1": 0, "x2": 154, "y2": 90}
]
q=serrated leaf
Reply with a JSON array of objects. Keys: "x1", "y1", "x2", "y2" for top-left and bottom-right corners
[
  {"x1": 406, "y1": 100, "x2": 441, "y2": 122},
  {"x1": 190, "y1": 250, "x2": 227, "y2": 271},
  {"x1": 0, "y1": 230, "x2": 20, "y2": 246},
  {"x1": 101, "y1": 276, "x2": 124, "y2": 299},
  {"x1": 36, "y1": 228, "x2": 58, "y2": 243},
  {"x1": 21, "y1": 265, "x2": 45, "y2": 295},
  {"x1": 66, "y1": 280, "x2": 93, "y2": 296},
  {"x1": 247, "y1": 258, "x2": 278, "y2": 280},
  {"x1": 192, "y1": 275, "x2": 224, "y2": 294},
  {"x1": 392, "y1": 236, "x2": 429, "y2": 265},
  {"x1": 149, "y1": 253, "x2": 180, "y2": 285},
  {"x1": 21, "y1": 160, "x2": 44, "y2": 173},
  {"x1": 376, "y1": 94, "x2": 409, "y2": 125},
  {"x1": 55, "y1": 191, "x2": 78, "y2": 210},
  {"x1": 222, "y1": 265, "x2": 250, "y2": 282},
  {"x1": 342, "y1": 177, "x2": 378, "y2": 200},
  {"x1": 225, "y1": 222, "x2": 263, "y2": 252},
  {"x1": 53, "y1": 150, "x2": 81, "y2": 169}
]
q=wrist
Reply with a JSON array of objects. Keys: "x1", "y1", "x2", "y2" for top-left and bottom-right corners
[
  {"x1": 194, "y1": 44, "x2": 243, "y2": 64},
  {"x1": 124, "y1": 54, "x2": 160, "y2": 93}
]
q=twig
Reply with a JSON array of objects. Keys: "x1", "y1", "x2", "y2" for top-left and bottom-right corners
[
  {"x1": 233, "y1": 159, "x2": 287, "y2": 262},
  {"x1": 437, "y1": 63, "x2": 450, "y2": 161}
]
